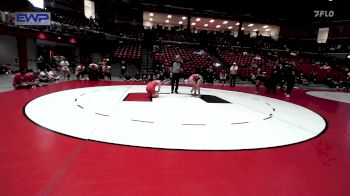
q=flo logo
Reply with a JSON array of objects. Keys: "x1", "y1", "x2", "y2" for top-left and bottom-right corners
[{"x1": 314, "y1": 10, "x2": 334, "y2": 18}]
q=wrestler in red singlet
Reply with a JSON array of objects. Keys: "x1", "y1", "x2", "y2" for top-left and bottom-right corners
[{"x1": 146, "y1": 80, "x2": 161, "y2": 97}]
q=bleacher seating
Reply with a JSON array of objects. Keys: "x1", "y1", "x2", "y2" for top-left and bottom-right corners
[
  {"x1": 153, "y1": 45, "x2": 214, "y2": 69},
  {"x1": 114, "y1": 44, "x2": 141, "y2": 61},
  {"x1": 218, "y1": 52, "x2": 264, "y2": 66},
  {"x1": 295, "y1": 63, "x2": 346, "y2": 81}
]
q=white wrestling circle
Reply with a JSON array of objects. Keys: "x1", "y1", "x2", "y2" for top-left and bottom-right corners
[
  {"x1": 24, "y1": 85, "x2": 326, "y2": 150},
  {"x1": 306, "y1": 91, "x2": 350, "y2": 104}
]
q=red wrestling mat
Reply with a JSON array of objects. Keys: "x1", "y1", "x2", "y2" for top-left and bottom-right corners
[
  {"x1": 124, "y1": 93, "x2": 151, "y2": 101},
  {"x1": 1, "y1": 80, "x2": 350, "y2": 196}
]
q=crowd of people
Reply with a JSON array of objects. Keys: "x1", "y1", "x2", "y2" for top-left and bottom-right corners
[
  {"x1": 7, "y1": 50, "x2": 350, "y2": 94},
  {"x1": 10, "y1": 56, "x2": 114, "y2": 89}
]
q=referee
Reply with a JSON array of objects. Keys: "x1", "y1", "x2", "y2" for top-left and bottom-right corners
[{"x1": 171, "y1": 55, "x2": 182, "y2": 94}]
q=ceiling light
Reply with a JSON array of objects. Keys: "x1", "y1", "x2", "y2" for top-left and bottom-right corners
[
  {"x1": 241, "y1": 27, "x2": 245, "y2": 30},
  {"x1": 29, "y1": 0, "x2": 44, "y2": 8},
  {"x1": 167, "y1": 15, "x2": 172, "y2": 18},
  {"x1": 263, "y1": 25, "x2": 269, "y2": 28},
  {"x1": 179, "y1": 21, "x2": 183, "y2": 24},
  {"x1": 182, "y1": 16, "x2": 187, "y2": 20},
  {"x1": 191, "y1": 22, "x2": 196, "y2": 25},
  {"x1": 149, "y1": 13, "x2": 153, "y2": 16},
  {"x1": 223, "y1": 21, "x2": 228, "y2": 24},
  {"x1": 228, "y1": 26, "x2": 233, "y2": 29},
  {"x1": 165, "y1": 20, "x2": 169, "y2": 23},
  {"x1": 236, "y1": 22, "x2": 240, "y2": 25},
  {"x1": 196, "y1": 18, "x2": 201, "y2": 21},
  {"x1": 149, "y1": 18, "x2": 153, "y2": 21},
  {"x1": 210, "y1": 19, "x2": 215, "y2": 23},
  {"x1": 216, "y1": 25, "x2": 221, "y2": 28},
  {"x1": 248, "y1": 24, "x2": 254, "y2": 27},
  {"x1": 265, "y1": 29, "x2": 271, "y2": 31},
  {"x1": 204, "y1": 24, "x2": 208, "y2": 27},
  {"x1": 253, "y1": 29, "x2": 258, "y2": 31}
]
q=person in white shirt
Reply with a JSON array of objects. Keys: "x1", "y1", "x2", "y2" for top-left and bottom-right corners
[
  {"x1": 59, "y1": 59, "x2": 69, "y2": 70},
  {"x1": 102, "y1": 62, "x2": 111, "y2": 80},
  {"x1": 61, "y1": 65, "x2": 71, "y2": 80},
  {"x1": 76, "y1": 64, "x2": 85, "y2": 80},
  {"x1": 48, "y1": 68, "x2": 60, "y2": 82},
  {"x1": 229, "y1": 63, "x2": 238, "y2": 87}
]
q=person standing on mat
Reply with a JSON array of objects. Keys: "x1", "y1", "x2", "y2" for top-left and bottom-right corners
[
  {"x1": 285, "y1": 65, "x2": 296, "y2": 98},
  {"x1": 255, "y1": 65, "x2": 264, "y2": 94},
  {"x1": 188, "y1": 74, "x2": 203, "y2": 97},
  {"x1": 171, "y1": 55, "x2": 182, "y2": 94},
  {"x1": 146, "y1": 80, "x2": 161, "y2": 98},
  {"x1": 230, "y1": 62, "x2": 238, "y2": 87}
]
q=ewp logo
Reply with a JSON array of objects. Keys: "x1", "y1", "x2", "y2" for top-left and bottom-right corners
[{"x1": 15, "y1": 12, "x2": 51, "y2": 25}]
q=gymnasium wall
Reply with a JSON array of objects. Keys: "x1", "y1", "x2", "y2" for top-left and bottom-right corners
[{"x1": 0, "y1": 35, "x2": 18, "y2": 65}]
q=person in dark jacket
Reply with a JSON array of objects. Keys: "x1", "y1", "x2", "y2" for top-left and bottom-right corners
[{"x1": 285, "y1": 65, "x2": 296, "y2": 98}]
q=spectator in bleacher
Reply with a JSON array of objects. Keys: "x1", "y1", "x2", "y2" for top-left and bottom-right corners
[
  {"x1": 193, "y1": 49, "x2": 205, "y2": 55},
  {"x1": 124, "y1": 74, "x2": 132, "y2": 81},
  {"x1": 229, "y1": 63, "x2": 238, "y2": 87},
  {"x1": 321, "y1": 64, "x2": 331, "y2": 70},
  {"x1": 141, "y1": 71, "x2": 147, "y2": 82},
  {"x1": 156, "y1": 72, "x2": 165, "y2": 81},
  {"x1": 147, "y1": 74, "x2": 154, "y2": 82},
  {"x1": 76, "y1": 64, "x2": 85, "y2": 80},
  {"x1": 171, "y1": 55, "x2": 182, "y2": 94},
  {"x1": 133, "y1": 72, "x2": 140, "y2": 82},
  {"x1": 153, "y1": 44, "x2": 159, "y2": 53}
]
